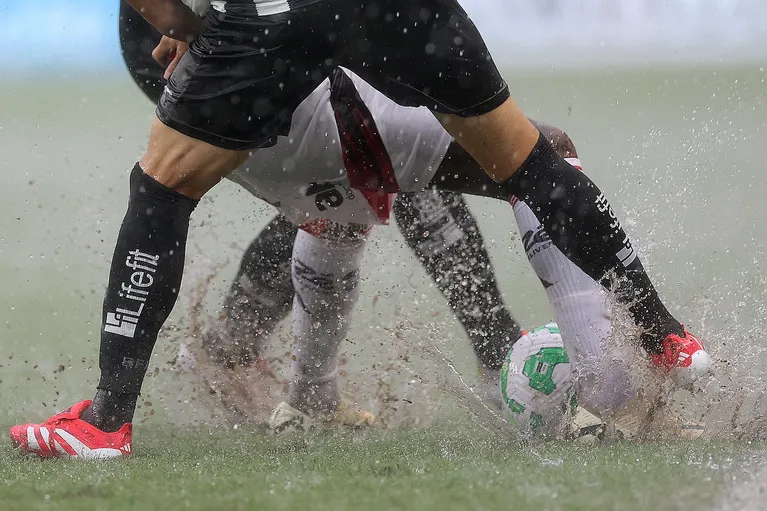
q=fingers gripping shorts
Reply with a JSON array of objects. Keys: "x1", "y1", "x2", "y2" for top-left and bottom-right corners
[{"x1": 156, "y1": 0, "x2": 510, "y2": 150}]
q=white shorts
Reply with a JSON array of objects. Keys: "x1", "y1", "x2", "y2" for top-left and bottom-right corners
[{"x1": 227, "y1": 68, "x2": 453, "y2": 227}]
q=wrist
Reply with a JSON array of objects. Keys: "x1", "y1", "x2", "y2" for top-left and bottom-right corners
[{"x1": 161, "y1": 3, "x2": 201, "y2": 42}]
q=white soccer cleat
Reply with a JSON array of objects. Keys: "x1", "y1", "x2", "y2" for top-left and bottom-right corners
[
  {"x1": 268, "y1": 401, "x2": 376, "y2": 434},
  {"x1": 269, "y1": 401, "x2": 311, "y2": 433},
  {"x1": 333, "y1": 402, "x2": 377, "y2": 428},
  {"x1": 568, "y1": 407, "x2": 608, "y2": 443},
  {"x1": 612, "y1": 399, "x2": 707, "y2": 440}
]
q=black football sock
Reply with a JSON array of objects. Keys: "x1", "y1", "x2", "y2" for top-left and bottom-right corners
[
  {"x1": 394, "y1": 191, "x2": 522, "y2": 370},
  {"x1": 82, "y1": 164, "x2": 198, "y2": 431},
  {"x1": 500, "y1": 133, "x2": 683, "y2": 354},
  {"x1": 202, "y1": 214, "x2": 297, "y2": 368}
]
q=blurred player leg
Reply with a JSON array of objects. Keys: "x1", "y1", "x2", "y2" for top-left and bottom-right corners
[
  {"x1": 394, "y1": 192, "x2": 522, "y2": 370},
  {"x1": 511, "y1": 196, "x2": 636, "y2": 417},
  {"x1": 269, "y1": 222, "x2": 375, "y2": 431},
  {"x1": 393, "y1": 191, "x2": 521, "y2": 403},
  {"x1": 289, "y1": 223, "x2": 365, "y2": 414},
  {"x1": 432, "y1": 131, "x2": 709, "y2": 388},
  {"x1": 201, "y1": 215, "x2": 296, "y2": 368}
]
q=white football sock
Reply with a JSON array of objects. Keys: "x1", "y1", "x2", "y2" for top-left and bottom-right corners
[
  {"x1": 288, "y1": 226, "x2": 367, "y2": 415},
  {"x1": 512, "y1": 160, "x2": 636, "y2": 417}
]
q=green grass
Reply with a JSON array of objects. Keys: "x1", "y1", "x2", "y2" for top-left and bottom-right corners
[{"x1": 0, "y1": 425, "x2": 757, "y2": 511}]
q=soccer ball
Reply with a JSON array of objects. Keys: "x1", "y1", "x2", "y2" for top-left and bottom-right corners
[{"x1": 501, "y1": 323, "x2": 576, "y2": 438}]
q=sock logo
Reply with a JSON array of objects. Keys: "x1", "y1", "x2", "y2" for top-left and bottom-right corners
[
  {"x1": 104, "y1": 311, "x2": 138, "y2": 338},
  {"x1": 522, "y1": 225, "x2": 553, "y2": 258},
  {"x1": 293, "y1": 259, "x2": 335, "y2": 294},
  {"x1": 104, "y1": 249, "x2": 159, "y2": 339},
  {"x1": 410, "y1": 193, "x2": 465, "y2": 256},
  {"x1": 595, "y1": 193, "x2": 637, "y2": 267}
]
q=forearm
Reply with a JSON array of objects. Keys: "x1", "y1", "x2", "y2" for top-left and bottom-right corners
[{"x1": 126, "y1": 0, "x2": 201, "y2": 42}]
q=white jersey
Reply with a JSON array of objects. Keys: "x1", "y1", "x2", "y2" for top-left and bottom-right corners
[
  {"x1": 182, "y1": 0, "x2": 213, "y2": 16},
  {"x1": 182, "y1": 0, "x2": 262, "y2": 16},
  {"x1": 228, "y1": 68, "x2": 453, "y2": 227},
  {"x1": 207, "y1": 1, "x2": 303, "y2": 16}
]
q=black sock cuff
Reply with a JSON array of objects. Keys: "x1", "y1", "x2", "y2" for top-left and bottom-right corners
[
  {"x1": 500, "y1": 132, "x2": 557, "y2": 197},
  {"x1": 130, "y1": 163, "x2": 200, "y2": 214}
]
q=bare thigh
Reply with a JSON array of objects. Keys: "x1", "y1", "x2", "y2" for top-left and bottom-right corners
[{"x1": 140, "y1": 118, "x2": 248, "y2": 199}]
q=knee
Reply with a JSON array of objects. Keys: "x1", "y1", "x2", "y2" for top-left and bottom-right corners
[
  {"x1": 545, "y1": 128, "x2": 578, "y2": 159},
  {"x1": 139, "y1": 117, "x2": 247, "y2": 199},
  {"x1": 532, "y1": 121, "x2": 579, "y2": 159}
]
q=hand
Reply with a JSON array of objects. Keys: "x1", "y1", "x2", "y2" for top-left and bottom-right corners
[{"x1": 152, "y1": 36, "x2": 190, "y2": 80}]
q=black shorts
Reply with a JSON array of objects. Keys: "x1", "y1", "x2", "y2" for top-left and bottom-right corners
[
  {"x1": 119, "y1": 1, "x2": 164, "y2": 104},
  {"x1": 157, "y1": 0, "x2": 510, "y2": 150}
]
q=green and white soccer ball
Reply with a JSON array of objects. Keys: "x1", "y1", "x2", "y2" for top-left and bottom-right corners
[{"x1": 501, "y1": 323, "x2": 576, "y2": 438}]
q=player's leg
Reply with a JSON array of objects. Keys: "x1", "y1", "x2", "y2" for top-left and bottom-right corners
[
  {"x1": 392, "y1": 192, "x2": 521, "y2": 374},
  {"x1": 76, "y1": 119, "x2": 246, "y2": 430},
  {"x1": 443, "y1": 104, "x2": 710, "y2": 382},
  {"x1": 430, "y1": 125, "x2": 634, "y2": 417},
  {"x1": 23, "y1": 0, "x2": 339, "y2": 445},
  {"x1": 9, "y1": 23, "x2": 253, "y2": 454},
  {"x1": 118, "y1": 6, "x2": 297, "y2": 369},
  {"x1": 431, "y1": 135, "x2": 709, "y2": 384},
  {"x1": 269, "y1": 221, "x2": 375, "y2": 432},
  {"x1": 6, "y1": 137, "x2": 223, "y2": 456},
  {"x1": 509, "y1": 138, "x2": 703, "y2": 436},
  {"x1": 512, "y1": 125, "x2": 636, "y2": 416},
  {"x1": 201, "y1": 215, "x2": 297, "y2": 368},
  {"x1": 338, "y1": 0, "x2": 708, "y2": 380},
  {"x1": 511, "y1": 196, "x2": 636, "y2": 418},
  {"x1": 10, "y1": 7, "x2": 230, "y2": 457}
]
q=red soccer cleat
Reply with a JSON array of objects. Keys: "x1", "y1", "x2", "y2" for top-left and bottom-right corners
[
  {"x1": 650, "y1": 328, "x2": 712, "y2": 386},
  {"x1": 9, "y1": 400, "x2": 132, "y2": 459}
]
